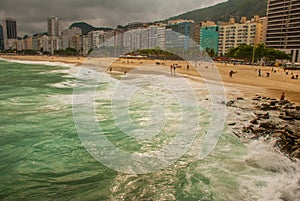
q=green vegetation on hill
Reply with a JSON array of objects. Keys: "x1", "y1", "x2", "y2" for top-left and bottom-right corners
[
  {"x1": 165, "y1": 0, "x2": 267, "y2": 23},
  {"x1": 69, "y1": 22, "x2": 113, "y2": 35}
]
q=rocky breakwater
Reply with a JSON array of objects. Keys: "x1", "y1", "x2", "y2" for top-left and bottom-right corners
[{"x1": 226, "y1": 95, "x2": 300, "y2": 160}]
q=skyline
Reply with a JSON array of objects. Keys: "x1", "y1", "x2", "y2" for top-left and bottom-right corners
[{"x1": 0, "y1": 0, "x2": 225, "y2": 36}]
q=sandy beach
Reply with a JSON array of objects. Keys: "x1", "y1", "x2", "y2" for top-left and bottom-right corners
[{"x1": 1, "y1": 54, "x2": 299, "y2": 104}]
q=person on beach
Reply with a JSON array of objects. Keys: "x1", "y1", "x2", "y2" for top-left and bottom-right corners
[
  {"x1": 187, "y1": 64, "x2": 189, "y2": 70},
  {"x1": 280, "y1": 92, "x2": 285, "y2": 101},
  {"x1": 170, "y1": 64, "x2": 173, "y2": 75},
  {"x1": 266, "y1": 72, "x2": 270, "y2": 77},
  {"x1": 229, "y1": 70, "x2": 237, "y2": 77},
  {"x1": 258, "y1": 69, "x2": 261, "y2": 77}
]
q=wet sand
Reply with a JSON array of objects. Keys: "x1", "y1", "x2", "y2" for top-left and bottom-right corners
[{"x1": 1, "y1": 54, "x2": 299, "y2": 104}]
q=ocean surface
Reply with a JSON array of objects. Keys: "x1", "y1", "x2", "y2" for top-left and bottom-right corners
[{"x1": 0, "y1": 59, "x2": 299, "y2": 201}]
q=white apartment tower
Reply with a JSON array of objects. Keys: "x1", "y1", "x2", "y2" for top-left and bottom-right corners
[{"x1": 47, "y1": 16, "x2": 62, "y2": 36}]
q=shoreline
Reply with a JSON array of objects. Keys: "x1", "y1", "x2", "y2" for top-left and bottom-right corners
[
  {"x1": 1, "y1": 54, "x2": 299, "y2": 104},
  {"x1": 1, "y1": 55, "x2": 299, "y2": 159}
]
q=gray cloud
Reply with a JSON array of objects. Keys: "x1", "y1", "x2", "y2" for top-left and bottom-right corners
[{"x1": 0, "y1": 0, "x2": 225, "y2": 36}]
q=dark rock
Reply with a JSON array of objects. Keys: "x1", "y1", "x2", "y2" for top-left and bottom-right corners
[
  {"x1": 259, "y1": 121, "x2": 276, "y2": 129},
  {"x1": 237, "y1": 97, "x2": 244, "y2": 100},
  {"x1": 250, "y1": 118, "x2": 259, "y2": 124},
  {"x1": 229, "y1": 95, "x2": 300, "y2": 159},
  {"x1": 228, "y1": 122, "x2": 236, "y2": 126},
  {"x1": 226, "y1": 100, "x2": 235, "y2": 107},
  {"x1": 269, "y1": 106, "x2": 278, "y2": 110},
  {"x1": 279, "y1": 115, "x2": 295, "y2": 120},
  {"x1": 279, "y1": 100, "x2": 290, "y2": 105},
  {"x1": 255, "y1": 112, "x2": 270, "y2": 119},
  {"x1": 260, "y1": 103, "x2": 271, "y2": 110},
  {"x1": 292, "y1": 149, "x2": 300, "y2": 158},
  {"x1": 285, "y1": 110, "x2": 300, "y2": 120}
]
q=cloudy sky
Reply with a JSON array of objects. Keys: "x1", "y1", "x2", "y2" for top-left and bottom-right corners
[{"x1": 1, "y1": 0, "x2": 225, "y2": 36}]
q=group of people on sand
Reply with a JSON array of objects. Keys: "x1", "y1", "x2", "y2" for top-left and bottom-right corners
[
  {"x1": 170, "y1": 64, "x2": 180, "y2": 76},
  {"x1": 169, "y1": 64, "x2": 191, "y2": 76},
  {"x1": 229, "y1": 67, "x2": 299, "y2": 80}
]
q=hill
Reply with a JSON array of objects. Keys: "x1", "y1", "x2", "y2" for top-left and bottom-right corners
[
  {"x1": 69, "y1": 22, "x2": 113, "y2": 35},
  {"x1": 165, "y1": 0, "x2": 268, "y2": 23}
]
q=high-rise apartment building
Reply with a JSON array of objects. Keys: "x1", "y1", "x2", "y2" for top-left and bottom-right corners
[
  {"x1": 47, "y1": 16, "x2": 62, "y2": 36},
  {"x1": 266, "y1": 0, "x2": 300, "y2": 62},
  {"x1": 47, "y1": 17, "x2": 62, "y2": 54},
  {"x1": 2, "y1": 18, "x2": 17, "y2": 50},
  {"x1": 218, "y1": 16, "x2": 264, "y2": 56}
]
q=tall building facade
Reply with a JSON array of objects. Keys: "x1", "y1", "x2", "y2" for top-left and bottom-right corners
[
  {"x1": 166, "y1": 20, "x2": 195, "y2": 50},
  {"x1": 266, "y1": 0, "x2": 300, "y2": 62},
  {"x1": 47, "y1": 17, "x2": 62, "y2": 54},
  {"x1": 0, "y1": 25, "x2": 4, "y2": 50},
  {"x1": 218, "y1": 16, "x2": 264, "y2": 56},
  {"x1": 200, "y1": 25, "x2": 219, "y2": 55},
  {"x1": 2, "y1": 18, "x2": 17, "y2": 50},
  {"x1": 47, "y1": 16, "x2": 62, "y2": 36}
]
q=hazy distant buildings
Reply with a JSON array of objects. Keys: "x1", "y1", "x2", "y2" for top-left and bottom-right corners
[
  {"x1": 0, "y1": 25, "x2": 4, "y2": 50},
  {"x1": 266, "y1": 0, "x2": 300, "y2": 62},
  {"x1": 148, "y1": 25, "x2": 166, "y2": 49},
  {"x1": 2, "y1": 18, "x2": 17, "y2": 50},
  {"x1": 4, "y1": 10, "x2": 283, "y2": 59},
  {"x1": 166, "y1": 20, "x2": 195, "y2": 49},
  {"x1": 39, "y1": 34, "x2": 50, "y2": 52},
  {"x1": 16, "y1": 35, "x2": 33, "y2": 51},
  {"x1": 87, "y1": 30, "x2": 104, "y2": 50},
  {"x1": 62, "y1": 27, "x2": 82, "y2": 49}
]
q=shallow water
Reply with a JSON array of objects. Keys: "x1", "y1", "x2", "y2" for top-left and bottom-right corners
[{"x1": 0, "y1": 60, "x2": 299, "y2": 200}]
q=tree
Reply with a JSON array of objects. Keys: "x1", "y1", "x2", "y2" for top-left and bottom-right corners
[
  {"x1": 205, "y1": 48, "x2": 216, "y2": 57},
  {"x1": 226, "y1": 44, "x2": 291, "y2": 63},
  {"x1": 88, "y1": 48, "x2": 94, "y2": 55}
]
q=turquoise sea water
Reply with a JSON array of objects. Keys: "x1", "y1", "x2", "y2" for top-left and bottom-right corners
[{"x1": 0, "y1": 60, "x2": 298, "y2": 200}]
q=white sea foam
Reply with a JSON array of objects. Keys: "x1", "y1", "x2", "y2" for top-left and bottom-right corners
[
  {"x1": 0, "y1": 57, "x2": 77, "y2": 68},
  {"x1": 72, "y1": 65, "x2": 299, "y2": 199},
  {"x1": 244, "y1": 141, "x2": 300, "y2": 201}
]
